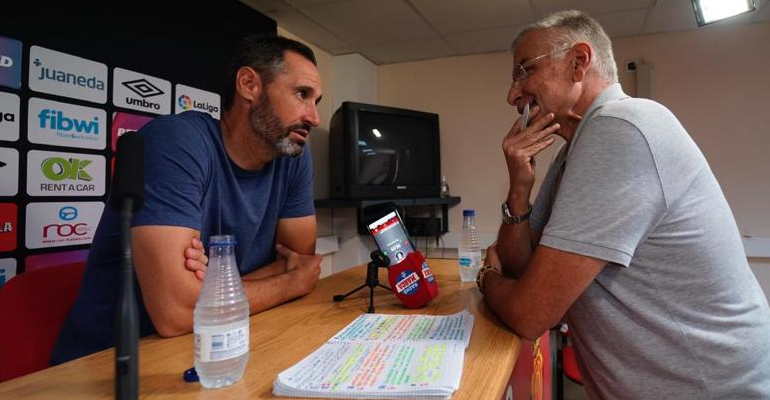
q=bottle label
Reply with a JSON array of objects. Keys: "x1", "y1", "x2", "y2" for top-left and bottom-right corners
[
  {"x1": 458, "y1": 251, "x2": 481, "y2": 268},
  {"x1": 195, "y1": 320, "x2": 249, "y2": 362}
]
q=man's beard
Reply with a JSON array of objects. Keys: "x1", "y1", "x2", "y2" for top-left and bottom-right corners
[{"x1": 249, "y1": 93, "x2": 309, "y2": 157}]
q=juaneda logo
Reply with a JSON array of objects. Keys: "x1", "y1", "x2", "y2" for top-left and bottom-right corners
[
  {"x1": 25, "y1": 202, "x2": 105, "y2": 249},
  {"x1": 29, "y1": 46, "x2": 108, "y2": 104},
  {"x1": 28, "y1": 98, "x2": 106, "y2": 150},
  {"x1": 0, "y1": 91, "x2": 20, "y2": 142},
  {"x1": 175, "y1": 84, "x2": 221, "y2": 119},
  {"x1": 0, "y1": 203, "x2": 17, "y2": 252},
  {"x1": 34, "y1": 58, "x2": 105, "y2": 90},
  {"x1": 26, "y1": 150, "x2": 106, "y2": 196},
  {"x1": 113, "y1": 67, "x2": 171, "y2": 115}
]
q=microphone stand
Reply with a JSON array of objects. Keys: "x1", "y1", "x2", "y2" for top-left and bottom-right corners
[
  {"x1": 115, "y1": 199, "x2": 138, "y2": 400},
  {"x1": 333, "y1": 251, "x2": 392, "y2": 313}
]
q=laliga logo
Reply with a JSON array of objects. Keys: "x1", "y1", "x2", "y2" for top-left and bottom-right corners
[
  {"x1": 33, "y1": 58, "x2": 105, "y2": 90},
  {"x1": 0, "y1": 111, "x2": 15, "y2": 124},
  {"x1": 0, "y1": 55, "x2": 12, "y2": 68},
  {"x1": 179, "y1": 94, "x2": 219, "y2": 114},
  {"x1": 41, "y1": 157, "x2": 93, "y2": 181},
  {"x1": 178, "y1": 95, "x2": 192, "y2": 110}
]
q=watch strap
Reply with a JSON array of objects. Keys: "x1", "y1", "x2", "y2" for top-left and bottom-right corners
[{"x1": 502, "y1": 201, "x2": 532, "y2": 224}]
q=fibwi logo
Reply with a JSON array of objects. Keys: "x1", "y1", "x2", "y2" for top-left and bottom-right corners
[
  {"x1": 175, "y1": 84, "x2": 221, "y2": 119},
  {"x1": 29, "y1": 46, "x2": 108, "y2": 104},
  {"x1": 26, "y1": 150, "x2": 106, "y2": 196},
  {"x1": 0, "y1": 203, "x2": 17, "y2": 252},
  {"x1": 28, "y1": 97, "x2": 106, "y2": 150},
  {"x1": 38, "y1": 108, "x2": 99, "y2": 133},
  {"x1": 25, "y1": 202, "x2": 105, "y2": 249},
  {"x1": 178, "y1": 95, "x2": 192, "y2": 110}
]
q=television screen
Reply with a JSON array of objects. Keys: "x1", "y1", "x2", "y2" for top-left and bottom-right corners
[
  {"x1": 329, "y1": 101, "x2": 441, "y2": 199},
  {"x1": 356, "y1": 110, "x2": 436, "y2": 186}
]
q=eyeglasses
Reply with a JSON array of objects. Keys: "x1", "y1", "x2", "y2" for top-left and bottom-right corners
[{"x1": 511, "y1": 47, "x2": 572, "y2": 86}]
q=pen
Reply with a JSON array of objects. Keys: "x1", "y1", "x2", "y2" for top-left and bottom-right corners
[{"x1": 521, "y1": 102, "x2": 530, "y2": 132}]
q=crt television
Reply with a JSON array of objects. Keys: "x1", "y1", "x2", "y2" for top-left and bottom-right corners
[{"x1": 329, "y1": 101, "x2": 441, "y2": 199}]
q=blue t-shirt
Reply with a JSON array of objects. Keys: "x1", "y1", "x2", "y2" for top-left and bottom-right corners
[{"x1": 51, "y1": 111, "x2": 315, "y2": 364}]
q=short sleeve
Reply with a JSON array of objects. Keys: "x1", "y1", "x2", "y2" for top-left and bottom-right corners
[
  {"x1": 131, "y1": 116, "x2": 210, "y2": 230},
  {"x1": 530, "y1": 144, "x2": 568, "y2": 233},
  {"x1": 540, "y1": 116, "x2": 666, "y2": 267},
  {"x1": 279, "y1": 147, "x2": 315, "y2": 218}
]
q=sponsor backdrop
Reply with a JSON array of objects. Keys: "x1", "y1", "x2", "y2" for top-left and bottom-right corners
[{"x1": 0, "y1": 0, "x2": 276, "y2": 289}]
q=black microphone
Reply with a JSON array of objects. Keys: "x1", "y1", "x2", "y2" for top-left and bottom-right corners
[{"x1": 111, "y1": 131, "x2": 143, "y2": 400}]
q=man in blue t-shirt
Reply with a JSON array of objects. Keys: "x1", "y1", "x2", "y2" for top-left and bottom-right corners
[{"x1": 52, "y1": 35, "x2": 324, "y2": 364}]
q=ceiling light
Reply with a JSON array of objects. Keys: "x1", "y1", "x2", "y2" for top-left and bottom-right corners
[
  {"x1": 372, "y1": 129, "x2": 382, "y2": 138},
  {"x1": 692, "y1": 0, "x2": 756, "y2": 26}
]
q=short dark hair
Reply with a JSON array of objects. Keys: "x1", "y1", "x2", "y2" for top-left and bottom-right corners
[{"x1": 222, "y1": 34, "x2": 317, "y2": 110}]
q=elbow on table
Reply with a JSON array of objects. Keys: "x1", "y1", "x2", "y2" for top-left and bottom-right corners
[
  {"x1": 503, "y1": 308, "x2": 554, "y2": 342},
  {"x1": 149, "y1": 308, "x2": 194, "y2": 338}
]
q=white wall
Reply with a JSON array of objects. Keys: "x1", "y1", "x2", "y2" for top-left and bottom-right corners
[{"x1": 286, "y1": 21, "x2": 770, "y2": 294}]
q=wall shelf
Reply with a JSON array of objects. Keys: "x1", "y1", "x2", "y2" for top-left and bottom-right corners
[{"x1": 315, "y1": 196, "x2": 461, "y2": 236}]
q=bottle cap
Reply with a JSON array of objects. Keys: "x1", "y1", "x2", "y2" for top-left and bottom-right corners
[
  {"x1": 463, "y1": 209, "x2": 475, "y2": 217},
  {"x1": 183, "y1": 367, "x2": 199, "y2": 382}
]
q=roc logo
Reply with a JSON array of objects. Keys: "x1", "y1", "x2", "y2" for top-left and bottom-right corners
[
  {"x1": 395, "y1": 270, "x2": 420, "y2": 295},
  {"x1": 58, "y1": 206, "x2": 78, "y2": 221},
  {"x1": 41, "y1": 157, "x2": 92, "y2": 181},
  {"x1": 178, "y1": 95, "x2": 192, "y2": 110}
]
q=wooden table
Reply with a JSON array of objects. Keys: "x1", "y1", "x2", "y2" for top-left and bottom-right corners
[{"x1": 0, "y1": 259, "x2": 521, "y2": 399}]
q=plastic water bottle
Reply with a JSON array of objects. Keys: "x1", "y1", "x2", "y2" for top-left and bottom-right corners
[
  {"x1": 194, "y1": 235, "x2": 249, "y2": 388},
  {"x1": 458, "y1": 209, "x2": 482, "y2": 282}
]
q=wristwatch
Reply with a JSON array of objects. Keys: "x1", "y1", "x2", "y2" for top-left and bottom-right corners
[
  {"x1": 501, "y1": 201, "x2": 532, "y2": 225},
  {"x1": 476, "y1": 264, "x2": 502, "y2": 294}
]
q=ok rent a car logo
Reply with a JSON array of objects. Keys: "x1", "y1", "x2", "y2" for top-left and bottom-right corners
[{"x1": 26, "y1": 150, "x2": 106, "y2": 196}]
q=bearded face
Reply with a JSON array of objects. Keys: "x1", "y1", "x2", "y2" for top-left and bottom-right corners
[{"x1": 249, "y1": 91, "x2": 309, "y2": 157}]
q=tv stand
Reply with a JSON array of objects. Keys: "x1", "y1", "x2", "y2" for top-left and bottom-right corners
[{"x1": 314, "y1": 196, "x2": 461, "y2": 236}]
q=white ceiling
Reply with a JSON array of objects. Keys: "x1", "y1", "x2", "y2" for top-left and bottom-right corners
[{"x1": 240, "y1": 0, "x2": 770, "y2": 65}]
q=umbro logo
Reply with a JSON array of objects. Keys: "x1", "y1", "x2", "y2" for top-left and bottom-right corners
[{"x1": 122, "y1": 79, "x2": 164, "y2": 98}]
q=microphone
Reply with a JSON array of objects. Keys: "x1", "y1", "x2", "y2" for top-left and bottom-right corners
[
  {"x1": 387, "y1": 250, "x2": 439, "y2": 309},
  {"x1": 111, "y1": 131, "x2": 143, "y2": 400}
]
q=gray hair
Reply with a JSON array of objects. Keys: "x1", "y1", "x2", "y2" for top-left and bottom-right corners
[{"x1": 511, "y1": 10, "x2": 618, "y2": 83}]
